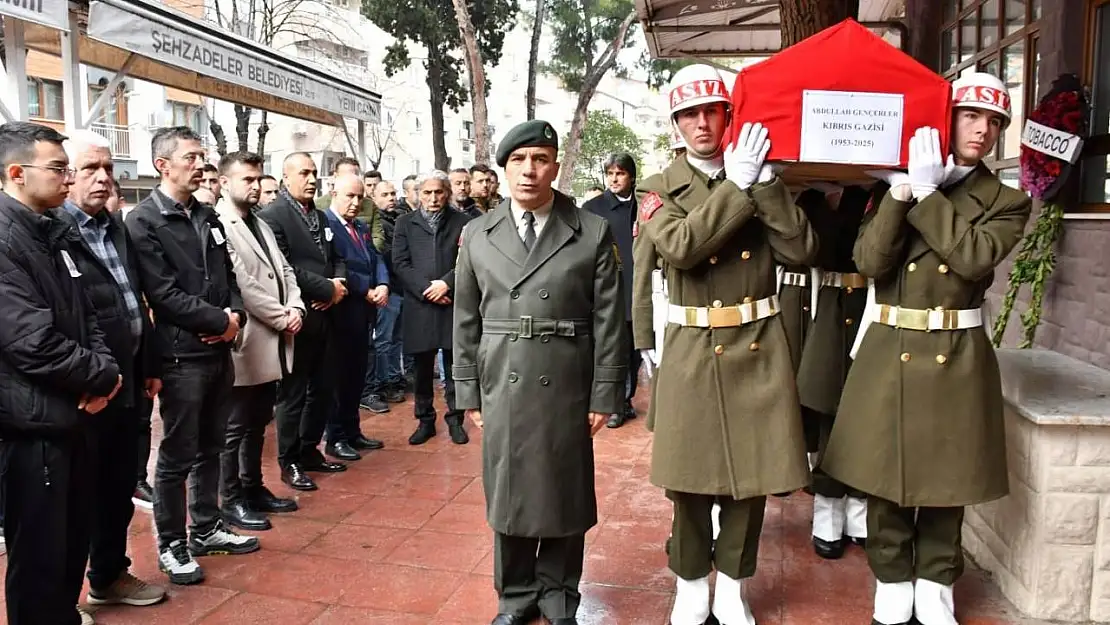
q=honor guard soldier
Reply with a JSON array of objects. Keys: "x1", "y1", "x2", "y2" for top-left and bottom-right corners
[
  {"x1": 792, "y1": 184, "x2": 872, "y2": 558},
  {"x1": 633, "y1": 63, "x2": 818, "y2": 625},
  {"x1": 452, "y1": 120, "x2": 626, "y2": 625},
  {"x1": 821, "y1": 72, "x2": 1033, "y2": 625}
]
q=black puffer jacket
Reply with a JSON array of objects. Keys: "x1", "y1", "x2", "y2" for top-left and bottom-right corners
[
  {"x1": 53, "y1": 203, "x2": 162, "y2": 409},
  {"x1": 126, "y1": 189, "x2": 244, "y2": 361},
  {"x1": 0, "y1": 193, "x2": 120, "y2": 437}
]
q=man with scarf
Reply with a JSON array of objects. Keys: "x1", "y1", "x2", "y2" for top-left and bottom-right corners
[
  {"x1": 258, "y1": 152, "x2": 350, "y2": 493},
  {"x1": 392, "y1": 170, "x2": 470, "y2": 446},
  {"x1": 583, "y1": 152, "x2": 640, "y2": 428}
]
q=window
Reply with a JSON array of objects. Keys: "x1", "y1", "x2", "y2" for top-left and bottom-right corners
[
  {"x1": 26, "y1": 78, "x2": 64, "y2": 120},
  {"x1": 1081, "y1": 0, "x2": 1110, "y2": 208},
  {"x1": 462, "y1": 120, "x2": 474, "y2": 140},
  {"x1": 169, "y1": 102, "x2": 204, "y2": 135},
  {"x1": 939, "y1": 0, "x2": 1041, "y2": 169}
]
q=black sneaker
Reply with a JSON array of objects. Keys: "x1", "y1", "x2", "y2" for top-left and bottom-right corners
[
  {"x1": 188, "y1": 521, "x2": 260, "y2": 556},
  {"x1": 359, "y1": 395, "x2": 389, "y2": 413},
  {"x1": 133, "y1": 481, "x2": 154, "y2": 511}
]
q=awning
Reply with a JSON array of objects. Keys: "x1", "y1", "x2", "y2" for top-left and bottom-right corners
[
  {"x1": 18, "y1": 0, "x2": 381, "y2": 127},
  {"x1": 0, "y1": 0, "x2": 69, "y2": 31},
  {"x1": 634, "y1": 0, "x2": 907, "y2": 58}
]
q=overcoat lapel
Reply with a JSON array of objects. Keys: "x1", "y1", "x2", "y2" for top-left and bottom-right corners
[
  {"x1": 905, "y1": 165, "x2": 993, "y2": 263},
  {"x1": 512, "y1": 197, "x2": 580, "y2": 289},
  {"x1": 486, "y1": 205, "x2": 528, "y2": 268},
  {"x1": 218, "y1": 201, "x2": 274, "y2": 271}
]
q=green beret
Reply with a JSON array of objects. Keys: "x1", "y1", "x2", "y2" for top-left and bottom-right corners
[{"x1": 495, "y1": 120, "x2": 559, "y2": 167}]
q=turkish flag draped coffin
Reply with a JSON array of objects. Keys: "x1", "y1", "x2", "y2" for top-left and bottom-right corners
[{"x1": 727, "y1": 19, "x2": 953, "y2": 176}]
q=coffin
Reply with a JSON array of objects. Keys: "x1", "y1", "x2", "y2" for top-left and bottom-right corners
[{"x1": 727, "y1": 19, "x2": 953, "y2": 183}]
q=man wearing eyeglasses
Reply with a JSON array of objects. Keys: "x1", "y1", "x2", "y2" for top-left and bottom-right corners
[
  {"x1": 0, "y1": 121, "x2": 122, "y2": 625},
  {"x1": 126, "y1": 126, "x2": 256, "y2": 587}
]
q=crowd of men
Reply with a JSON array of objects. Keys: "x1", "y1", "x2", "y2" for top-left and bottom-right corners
[{"x1": 0, "y1": 56, "x2": 1029, "y2": 625}]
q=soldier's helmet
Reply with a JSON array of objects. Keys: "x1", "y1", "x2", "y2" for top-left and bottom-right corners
[
  {"x1": 951, "y1": 71, "x2": 1013, "y2": 128},
  {"x1": 670, "y1": 126, "x2": 686, "y2": 151},
  {"x1": 666, "y1": 64, "x2": 731, "y2": 118}
]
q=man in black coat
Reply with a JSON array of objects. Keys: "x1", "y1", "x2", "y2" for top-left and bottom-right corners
[
  {"x1": 0, "y1": 121, "x2": 121, "y2": 625},
  {"x1": 54, "y1": 130, "x2": 167, "y2": 609},
  {"x1": 392, "y1": 170, "x2": 470, "y2": 446},
  {"x1": 582, "y1": 153, "x2": 640, "y2": 428},
  {"x1": 259, "y1": 152, "x2": 349, "y2": 491},
  {"x1": 127, "y1": 126, "x2": 256, "y2": 586}
]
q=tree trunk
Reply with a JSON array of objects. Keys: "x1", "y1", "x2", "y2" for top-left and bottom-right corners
[
  {"x1": 426, "y1": 54, "x2": 450, "y2": 171},
  {"x1": 778, "y1": 0, "x2": 859, "y2": 48},
  {"x1": 209, "y1": 120, "x2": 228, "y2": 157},
  {"x1": 451, "y1": 0, "x2": 490, "y2": 165},
  {"x1": 233, "y1": 104, "x2": 252, "y2": 151},
  {"x1": 555, "y1": 11, "x2": 636, "y2": 193},
  {"x1": 255, "y1": 110, "x2": 269, "y2": 157},
  {"x1": 526, "y1": 0, "x2": 546, "y2": 120}
]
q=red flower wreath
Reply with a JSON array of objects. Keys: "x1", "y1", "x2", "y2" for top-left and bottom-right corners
[{"x1": 1019, "y1": 74, "x2": 1091, "y2": 201}]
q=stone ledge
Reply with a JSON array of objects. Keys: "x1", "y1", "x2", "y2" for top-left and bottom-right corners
[{"x1": 998, "y1": 348, "x2": 1110, "y2": 426}]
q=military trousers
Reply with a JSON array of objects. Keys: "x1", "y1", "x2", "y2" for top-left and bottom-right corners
[
  {"x1": 493, "y1": 532, "x2": 585, "y2": 620},
  {"x1": 806, "y1": 407, "x2": 865, "y2": 499},
  {"x1": 866, "y1": 496, "x2": 965, "y2": 586},
  {"x1": 667, "y1": 491, "x2": 765, "y2": 580}
]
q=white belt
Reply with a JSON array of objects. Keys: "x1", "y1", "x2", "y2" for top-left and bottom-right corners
[
  {"x1": 776, "y1": 267, "x2": 820, "y2": 320},
  {"x1": 820, "y1": 271, "x2": 868, "y2": 290},
  {"x1": 650, "y1": 269, "x2": 669, "y2": 362},
  {"x1": 781, "y1": 271, "x2": 808, "y2": 287},
  {"x1": 667, "y1": 295, "x2": 780, "y2": 328},
  {"x1": 869, "y1": 304, "x2": 983, "y2": 332}
]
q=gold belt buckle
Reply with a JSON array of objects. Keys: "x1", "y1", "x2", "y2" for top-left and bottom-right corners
[
  {"x1": 894, "y1": 308, "x2": 930, "y2": 331},
  {"x1": 707, "y1": 307, "x2": 741, "y2": 328},
  {"x1": 684, "y1": 307, "x2": 699, "y2": 326},
  {"x1": 843, "y1": 273, "x2": 868, "y2": 289}
]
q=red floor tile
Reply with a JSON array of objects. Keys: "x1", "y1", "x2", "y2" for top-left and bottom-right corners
[{"x1": 32, "y1": 383, "x2": 1040, "y2": 625}]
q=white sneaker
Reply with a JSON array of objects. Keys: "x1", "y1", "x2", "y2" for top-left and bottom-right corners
[
  {"x1": 914, "y1": 578, "x2": 958, "y2": 625},
  {"x1": 670, "y1": 575, "x2": 711, "y2": 625},
  {"x1": 188, "y1": 521, "x2": 260, "y2": 556},
  {"x1": 158, "y1": 540, "x2": 204, "y2": 585},
  {"x1": 812, "y1": 494, "x2": 847, "y2": 543},
  {"x1": 711, "y1": 572, "x2": 757, "y2": 625},
  {"x1": 845, "y1": 496, "x2": 868, "y2": 542},
  {"x1": 873, "y1": 580, "x2": 914, "y2": 625},
  {"x1": 77, "y1": 606, "x2": 94, "y2": 625}
]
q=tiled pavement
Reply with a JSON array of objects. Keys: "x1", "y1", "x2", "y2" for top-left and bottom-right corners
[{"x1": 0, "y1": 386, "x2": 1046, "y2": 624}]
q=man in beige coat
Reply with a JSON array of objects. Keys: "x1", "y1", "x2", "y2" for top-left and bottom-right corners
[{"x1": 215, "y1": 151, "x2": 304, "y2": 531}]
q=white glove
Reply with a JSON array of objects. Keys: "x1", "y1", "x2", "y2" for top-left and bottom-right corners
[
  {"x1": 757, "y1": 162, "x2": 782, "y2": 184},
  {"x1": 907, "y1": 127, "x2": 949, "y2": 201},
  {"x1": 865, "y1": 169, "x2": 913, "y2": 202},
  {"x1": 724, "y1": 122, "x2": 770, "y2": 190},
  {"x1": 641, "y1": 349, "x2": 657, "y2": 379}
]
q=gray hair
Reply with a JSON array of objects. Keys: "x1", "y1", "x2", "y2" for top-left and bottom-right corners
[
  {"x1": 414, "y1": 170, "x2": 450, "y2": 193},
  {"x1": 63, "y1": 128, "x2": 112, "y2": 163}
]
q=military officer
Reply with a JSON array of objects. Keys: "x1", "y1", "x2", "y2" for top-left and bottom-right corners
[
  {"x1": 452, "y1": 120, "x2": 625, "y2": 625},
  {"x1": 821, "y1": 72, "x2": 1032, "y2": 625},
  {"x1": 633, "y1": 63, "x2": 817, "y2": 625},
  {"x1": 793, "y1": 184, "x2": 871, "y2": 559}
]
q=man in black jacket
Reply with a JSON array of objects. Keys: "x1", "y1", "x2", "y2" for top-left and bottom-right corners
[
  {"x1": 54, "y1": 130, "x2": 167, "y2": 610},
  {"x1": 582, "y1": 152, "x2": 640, "y2": 428},
  {"x1": 259, "y1": 152, "x2": 349, "y2": 492},
  {"x1": 0, "y1": 121, "x2": 121, "y2": 625},
  {"x1": 126, "y1": 126, "x2": 257, "y2": 587}
]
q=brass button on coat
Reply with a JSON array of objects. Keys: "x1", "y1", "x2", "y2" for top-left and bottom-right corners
[
  {"x1": 900, "y1": 352, "x2": 911, "y2": 362},
  {"x1": 846, "y1": 287, "x2": 853, "y2": 293},
  {"x1": 508, "y1": 372, "x2": 519, "y2": 383},
  {"x1": 740, "y1": 250, "x2": 751, "y2": 260},
  {"x1": 936, "y1": 354, "x2": 948, "y2": 365},
  {"x1": 709, "y1": 256, "x2": 718, "y2": 264},
  {"x1": 714, "y1": 345, "x2": 724, "y2": 355},
  {"x1": 541, "y1": 335, "x2": 550, "y2": 343},
  {"x1": 539, "y1": 289, "x2": 550, "y2": 298},
  {"x1": 938, "y1": 264, "x2": 950, "y2": 274},
  {"x1": 742, "y1": 296, "x2": 753, "y2": 304},
  {"x1": 845, "y1": 318, "x2": 854, "y2": 325},
  {"x1": 907, "y1": 263, "x2": 917, "y2": 272},
  {"x1": 748, "y1": 342, "x2": 760, "y2": 351},
  {"x1": 712, "y1": 300, "x2": 723, "y2": 308}
]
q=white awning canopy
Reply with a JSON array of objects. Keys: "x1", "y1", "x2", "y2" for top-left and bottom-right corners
[
  {"x1": 17, "y1": 0, "x2": 381, "y2": 127},
  {"x1": 634, "y1": 0, "x2": 907, "y2": 58}
]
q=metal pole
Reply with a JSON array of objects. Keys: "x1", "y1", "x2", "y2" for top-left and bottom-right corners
[
  {"x1": 2, "y1": 19, "x2": 29, "y2": 121},
  {"x1": 60, "y1": 11, "x2": 82, "y2": 130}
]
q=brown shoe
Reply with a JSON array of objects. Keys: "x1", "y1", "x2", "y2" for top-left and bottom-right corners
[{"x1": 87, "y1": 571, "x2": 167, "y2": 607}]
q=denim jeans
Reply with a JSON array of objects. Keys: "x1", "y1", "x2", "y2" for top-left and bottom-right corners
[{"x1": 365, "y1": 293, "x2": 402, "y2": 398}]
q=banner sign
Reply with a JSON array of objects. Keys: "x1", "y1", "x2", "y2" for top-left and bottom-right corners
[
  {"x1": 799, "y1": 90, "x2": 905, "y2": 166},
  {"x1": 1021, "y1": 118, "x2": 1084, "y2": 164},
  {"x1": 87, "y1": 1, "x2": 380, "y2": 123},
  {"x1": 0, "y1": 0, "x2": 70, "y2": 31}
]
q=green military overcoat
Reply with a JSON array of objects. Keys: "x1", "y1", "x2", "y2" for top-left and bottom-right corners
[
  {"x1": 795, "y1": 186, "x2": 870, "y2": 417},
  {"x1": 778, "y1": 265, "x2": 813, "y2": 374},
  {"x1": 822, "y1": 165, "x2": 1032, "y2": 507},
  {"x1": 453, "y1": 192, "x2": 626, "y2": 538},
  {"x1": 633, "y1": 158, "x2": 818, "y2": 499}
]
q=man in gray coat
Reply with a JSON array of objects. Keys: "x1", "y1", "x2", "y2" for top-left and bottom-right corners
[{"x1": 453, "y1": 120, "x2": 626, "y2": 625}]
